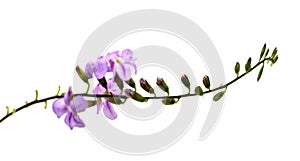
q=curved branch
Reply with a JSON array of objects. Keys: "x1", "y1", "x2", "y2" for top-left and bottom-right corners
[{"x1": 0, "y1": 57, "x2": 273, "y2": 124}]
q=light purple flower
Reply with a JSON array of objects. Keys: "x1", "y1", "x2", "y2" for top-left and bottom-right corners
[
  {"x1": 93, "y1": 78, "x2": 120, "y2": 120},
  {"x1": 106, "y1": 49, "x2": 137, "y2": 81},
  {"x1": 52, "y1": 87, "x2": 88, "y2": 129},
  {"x1": 85, "y1": 56, "x2": 108, "y2": 79}
]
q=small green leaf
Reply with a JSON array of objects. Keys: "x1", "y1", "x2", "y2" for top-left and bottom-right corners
[
  {"x1": 195, "y1": 86, "x2": 204, "y2": 96},
  {"x1": 257, "y1": 64, "x2": 264, "y2": 82},
  {"x1": 87, "y1": 100, "x2": 97, "y2": 108},
  {"x1": 234, "y1": 62, "x2": 240, "y2": 76},
  {"x1": 203, "y1": 75, "x2": 211, "y2": 89},
  {"x1": 245, "y1": 57, "x2": 252, "y2": 72},
  {"x1": 76, "y1": 66, "x2": 89, "y2": 84},
  {"x1": 213, "y1": 91, "x2": 226, "y2": 101},
  {"x1": 259, "y1": 43, "x2": 266, "y2": 61}
]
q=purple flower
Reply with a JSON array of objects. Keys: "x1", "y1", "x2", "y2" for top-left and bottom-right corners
[
  {"x1": 106, "y1": 49, "x2": 137, "y2": 81},
  {"x1": 52, "y1": 87, "x2": 88, "y2": 129},
  {"x1": 93, "y1": 78, "x2": 120, "y2": 120},
  {"x1": 85, "y1": 56, "x2": 108, "y2": 79}
]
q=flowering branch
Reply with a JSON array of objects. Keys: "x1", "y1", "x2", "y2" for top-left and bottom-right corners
[{"x1": 0, "y1": 44, "x2": 278, "y2": 129}]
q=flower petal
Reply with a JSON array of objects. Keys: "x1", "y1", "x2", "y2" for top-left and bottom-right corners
[
  {"x1": 64, "y1": 113, "x2": 85, "y2": 130},
  {"x1": 96, "y1": 99, "x2": 103, "y2": 114},
  {"x1": 122, "y1": 49, "x2": 133, "y2": 60},
  {"x1": 115, "y1": 64, "x2": 131, "y2": 81},
  {"x1": 93, "y1": 84, "x2": 106, "y2": 94},
  {"x1": 94, "y1": 58, "x2": 108, "y2": 79},
  {"x1": 103, "y1": 100, "x2": 117, "y2": 120},
  {"x1": 52, "y1": 98, "x2": 68, "y2": 118},
  {"x1": 85, "y1": 62, "x2": 95, "y2": 79},
  {"x1": 64, "y1": 86, "x2": 73, "y2": 105},
  {"x1": 107, "y1": 78, "x2": 121, "y2": 95},
  {"x1": 71, "y1": 96, "x2": 88, "y2": 113},
  {"x1": 124, "y1": 61, "x2": 137, "y2": 74}
]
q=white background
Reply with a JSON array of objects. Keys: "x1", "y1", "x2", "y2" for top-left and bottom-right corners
[{"x1": 0, "y1": 0, "x2": 299, "y2": 160}]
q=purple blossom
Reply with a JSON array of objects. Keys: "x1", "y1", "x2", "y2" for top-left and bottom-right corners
[
  {"x1": 106, "y1": 49, "x2": 137, "y2": 81},
  {"x1": 85, "y1": 56, "x2": 108, "y2": 79},
  {"x1": 93, "y1": 78, "x2": 120, "y2": 120},
  {"x1": 52, "y1": 87, "x2": 88, "y2": 129}
]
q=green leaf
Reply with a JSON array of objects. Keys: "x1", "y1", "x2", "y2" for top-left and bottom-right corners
[
  {"x1": 245, "y1": 57, "x2": 252, "y2": 72},
  {"x1": 257, "y1": 64, "x2": 264, "y2": 82},
  {"x1": 76, "y1": 66, "x2": 89, "y2": 84},
  {"x1": 234, "y1": 62, "x2": 240, "y2": 76},
  {"x1": 259, "y1": 43, "x2": 266, "y2": 61},
  {"x1": 213, "y1": 91, "x2": 226, "y2": 101},
  {"x1": 195, "y1": 86, "x2": 204, "y2": 96},
  {"x1": 87, "y1": 100, "x2": 97, "y2": 108}
]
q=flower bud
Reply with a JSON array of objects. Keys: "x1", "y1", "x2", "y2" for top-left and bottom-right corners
[
  {"x1": 181, "y1": 74, "x2": 190, "y2": 92},
  {"x1": 271, "y1": 47, "x2": 277, "y2": 59},
  {"x1": 76, "y1": 66, "x2": 89, "y2": 84},
  {"x1": 162, "y1": 97, "x2": 178, "y2": 105},
  {"x1": 156, "y1": 77, "x2": 169, "y2": 95},
  {"x1": 125, "y1": 78, "x2": 136, "y2": 90},
  {"x1": 245, "y1": 57, "x2": 252, "y2": 72},
  {"x1": 264, "y1": 48, "x2": 269, "y2": 58},
  {"x1": 259, "y1": 43, "x2": 266, "y2": 61},
  {"x1": 202, "y1": 75, "x2": 210, "y2": 90},
  {"x1": 235, "y1": 62, "x2": 240, "y2": 76},
  {"x1": 124, "y1": 89, "x2": 147, "y2": 102},
  {"x1": 195, "y1": 86, "x2": 204, "y2": 96},
  {"x1": 213, "y1": 91, "x2": 226, "y2": 101},
  {"x1": 140, "y1": 78, "x2": 155, "y2": 94}
]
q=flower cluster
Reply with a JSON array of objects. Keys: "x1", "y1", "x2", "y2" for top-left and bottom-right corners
[{"x1": 53, "y1": 49, "x2": 136, "y2": 129}]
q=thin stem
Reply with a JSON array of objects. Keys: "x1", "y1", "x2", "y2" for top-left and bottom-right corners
[
  {"x1": 0, "y1": 57, "x2": 273, "y2": 124},
  {"x1": 86, "y1": 82, "x2": 90, "y2": 94}
]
